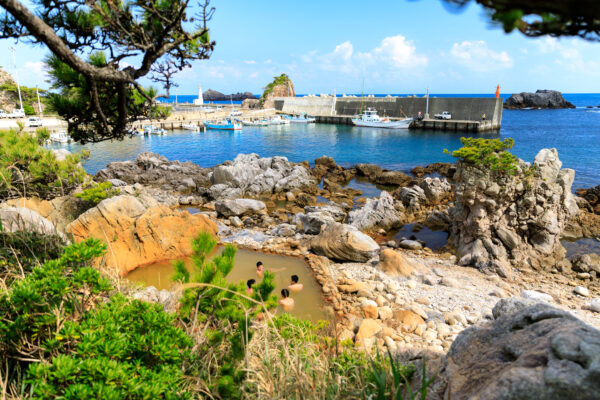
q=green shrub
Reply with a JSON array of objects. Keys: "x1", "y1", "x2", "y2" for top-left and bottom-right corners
[
  {"x1": 0, "y1": 130, "x2": 90, "y2": 200},
  {"x1": 75, "y1": 181, "x2": 120, "y2": 207},
  {"x1": 445, "y1": 137, "x2": 519, "y2": 175},
  {"x1": 23, "y1": 103, "x2": 35, "y2": 115}
]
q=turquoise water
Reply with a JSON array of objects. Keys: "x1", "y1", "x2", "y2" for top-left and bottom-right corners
[{"x1": 49, "y1": 94, "x2": 600, "y2": 189}]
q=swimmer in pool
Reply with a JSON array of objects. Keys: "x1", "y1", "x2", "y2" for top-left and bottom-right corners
[
  {"x1": 246, "y1": 279, "x2": 255, "y2": 295},
  {"x1": 279, "y1": 288, "x2": 295, "y2": 312},
  {"x1": 288, "y1": 274, "x2": 304, "y2": 293}
]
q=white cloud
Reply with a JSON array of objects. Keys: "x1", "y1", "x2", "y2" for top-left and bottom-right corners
[
  {"x1": 244, "y1": 60, "x2": 256, "y2": 64},
  {"x1": 450, "y1": 40, "x2": 513, "y2": 72},
  {"x1": 16, "y1": 61, "x2": 49, "y2": 87},
  {"x1": 372, "y1": 35, "x2": 427, "y2": 67},
  {"x1": 534, "y1": 38, "x2": 598, "y2": 73},
  {"x1": 332, "y1": 41, "x2": 354, "y2": 61}
]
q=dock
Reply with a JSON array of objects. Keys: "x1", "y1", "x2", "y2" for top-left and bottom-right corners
[{"x1": 275, "y1": 95, "x2": 503, "y2": 132}]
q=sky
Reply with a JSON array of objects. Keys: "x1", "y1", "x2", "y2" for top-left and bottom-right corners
[{"x1": 2, "y1": 0, "x2": 600, "y2": 95}]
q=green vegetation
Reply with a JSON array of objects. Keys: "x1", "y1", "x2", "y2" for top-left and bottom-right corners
[
  {"x1": 0, "y1": 130, "x2": 89, "y2": 200},
  {"x1": 445, "y1": 137, "x2": 519, "y2": 175},
  {"x1": 258, "y1": 73, "x2": 292, "y2": 107},
  {"x1": 75, "y1": 181, "x2": 120, "y2": 207}
]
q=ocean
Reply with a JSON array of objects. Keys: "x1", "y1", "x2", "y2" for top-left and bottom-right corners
[{"x1": 51, "y1": 93, "x2": 600, "y2": 189}]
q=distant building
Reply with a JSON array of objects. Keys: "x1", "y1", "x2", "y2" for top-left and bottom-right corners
[{"x1": 193, "y1": 85, "x2": 204, "y2": 105}]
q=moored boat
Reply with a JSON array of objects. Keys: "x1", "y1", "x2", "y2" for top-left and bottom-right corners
[
  {"x1": 267, "y1": 115, "x2": 290, "y2": 125},
  {"x1": 49, "y1": 131, "x2": 71, "y2": 143},
  {"x1": 352, "y1": 108, "x2": 412, "y2": 129},
  {"x1": 285, "y1": 113, "x2": 316, "y2": 123},
  {"x1": 144, "y1": 125, "x2": 167, "y2": 135},
  {"x1": 239, "y1": 119, "x2": 270, "y2": 127},
  {"x1": 205, "y1": 119, "x2": 242, "y2": 130},
  {"x1": 182, "y1": 123, "x2": 200, "y2": 132}
]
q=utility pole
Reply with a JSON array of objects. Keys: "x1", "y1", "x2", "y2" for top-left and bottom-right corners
[
  {"x1": 9, "y1": 46, "x2": 24, "y2": 112},
  {"x1": 425, "y1": 87, "x2": 430, "y2": 119},
  {"x1": 36, "y1": 85, "x2": 42, "y2": 116}
]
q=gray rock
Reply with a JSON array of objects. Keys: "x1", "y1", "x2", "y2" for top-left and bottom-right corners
[
  {"x1": 522, "y1": 290, "x2": 553, "y2": 303},
  {"x1": 398, "y1": 239, "x2": 423, "y2": 250},
  {"x1": 572, "y1": 253, "x2": 600, "y2": 274},
  {"x1": 424, "y1": 210, "x2": 450, "y2": 230},
  {"x1": 434, "y1": 302, "x2": 600, "y2": 400},
  {"x1": 504, "y1": 89, "x2": 576, "y2": 109},
  {"x1": 107, "y1": 178, "x2": 127, "y2": 187},
  {"x1": 230, "y1": 216, "x2": 243, "y2": 228},
  {"x1": 591, "y1": 299, "x2": 600, "y2": 313},
  {"x1": 398, "y1": 185, "x2": 427, "y2": 209},
  {"x1": 574, "y1": 286, "x2": 590, "y2": 297},
  {"x1": 492, "y1": 297, "x2": 537, "y2": 319},
  {"x1": 304, "y1": 204, "x2": 346, "y2": 222},
  {"x1": 0, "y1": 207, "x2": 66, "y2": 241},
  {"x1": 270, "y1": 223, "x2": 296, "y2": 237},
  {"x1": 215, "y1": 199, "x2": 266, "y2": 217},
  {"x1": 310, "y1": 222, "x2": 379, "y2": 262},
  {"x1": 419, "y1": 177, "x2": 451, "y2": 204},
  {"x1": 440, "y1": 276, "x2": 460, "y2": 288},
  {"x1": 355, "y1": 163, "x2": 382, "y2": 178},
  {"x1": 347, "y1": 191, "x2": 400, "y2": 231},
  {"x1": 298, "y1": 212, "x2": 335, "y2": 234}
]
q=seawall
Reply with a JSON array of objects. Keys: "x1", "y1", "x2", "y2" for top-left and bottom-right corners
[{"x1": 274, "y1": 96, "x2": 503, "y2": 131}]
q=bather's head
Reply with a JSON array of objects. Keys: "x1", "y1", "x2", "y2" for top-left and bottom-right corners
[
  {"x1": 280, "y1": 288, "x2": 290, "y2": 298},
  {"x1": 247, "y1": 279, "x2": 256, "y2": 289},
  {"x1": 291, "y1": 275, "x2": 299, "y2": 284}
]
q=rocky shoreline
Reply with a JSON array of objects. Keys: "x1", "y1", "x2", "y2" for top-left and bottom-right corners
[{"x1": 2, "y1": 149, "x2": 600, "y2": 398}]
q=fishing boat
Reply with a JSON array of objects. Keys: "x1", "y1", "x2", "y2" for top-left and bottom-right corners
[
  {"x1": 285, "y1": 113, "x2": 316, "y2": 123},
  {"x1": 205, "y1": 119, "x2": 242, "y2": 131},
  {"x1": 229, "y1": 109, "x2": 243, "y2": 117},
  {"x1": 239, "y1": 119, "x2": 270, "y2": 127},
  {"x1": 352, "y1": 108, "x2": 412, "y2": 129},
  {"x1": 182, "y1": 123, "x2": 200, "y2": 132},
  {"x1": 267, "y1": 115, "x2": 290, "y2": 125},
  {"x1": 143, "y1": 125, "x2": 167, "y2": 135},
  {"x1": 49, "y1": 131, "x2": 71, "y2": 143}
]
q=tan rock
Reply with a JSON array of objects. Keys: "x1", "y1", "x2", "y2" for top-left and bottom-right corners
[
  {"x1": 379, "y1": 248, "x2": 414, "y2": 277},
  {"x1": 361, "y1": 299, "x2": 378, "y2": 319},
  {"x1": 1, "y1": 196, "x2": 80, "y2": 233},
  {"x1": 356, "y1": 319, "x2": 382, "y2": 341},
  {"x1": 67, "y1": 195, "x2": 218, "y2": 275},
  {"x1": 393, "y1": 309, "x2": 426, "y2": 333},
  {"x1": 337, "y1": 278, "x2": 368, "y2": 294}
]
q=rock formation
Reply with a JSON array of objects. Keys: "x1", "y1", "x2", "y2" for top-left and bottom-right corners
[
  {"x1": 0, "y1": 196, "x2": 80, "y2": 233},
  {"x1": 576, "y1": 185, "x2": 600, "y2": 214},
  {"x1": 259, "y1": 74, "x2": 295, "y2": 109},
  {"x1": 0, "y1": 67, "x2": 18, "y2": 111},
  {"x1": 67, "y1": 195, "x2": 218, "y2": 275},
  {"x1": 504, "y1": 90, "x2": 575, "y2": 109},
  {"x1": 209, "y1": 153, "x2": 315, "y2": 199},
  {"x1": 215, "y1": 198, "x2": 266, "y2": 217},
  {"x1": 450, "y1": 149, "x2": 579, "y2": 276},
  {"x1": 347, "y1": 191, "x2": 400, "y2": 231},
  {"x1": 0, "y1": 207, "x2": 65, "y2": 240},
  {"x1": 310, "y1": 222, "x2": 379, "y2": 262},
  {"x1": 202, "y1": 89, "x2": 256, "y2": 101},
  {"x1": 433, "y1": 300, "x2": 600, "y2": 400}
]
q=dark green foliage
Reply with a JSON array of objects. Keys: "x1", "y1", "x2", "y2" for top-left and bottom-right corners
[
  {"x1": 258, "y1": 73, "x2": 292, "y2": 107},
  {"x1": 442, "y1": 0, "x2": 600, "y2": 41},
  {"x1": 172, "y1": 231, "x2": 276, "y2": 399},
  {"x1": 0, "y1": 130, "x2": 89, "y2": 200},
  {"x1": 46, "y1": 53, "x2": 169, "y2": 143},
  {"x1": 27, "y1": 294, "x2": 194, "y2": 399},
  {"x1": 75, "y1": 181, "x2": 119, "y2": 207},
  {"x1": 445, "y1": 137, "x2": 519, "y2": 175}
]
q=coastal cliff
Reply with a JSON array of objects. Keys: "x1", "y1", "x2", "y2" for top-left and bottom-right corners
[
  {"x1": 504, "y1": 89, "x2": 575, "y2": 109},
  {"x1": 259, "y1": 73, "x2": 295, "y2": 108}
]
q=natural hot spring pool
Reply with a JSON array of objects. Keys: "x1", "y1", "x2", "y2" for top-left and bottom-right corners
[
  {"x1": 126, "y1": 248, "x2": 328, "y2": 322},
  {"x1": 562, "y1": 238, "x2": 600, "y2": 259}
]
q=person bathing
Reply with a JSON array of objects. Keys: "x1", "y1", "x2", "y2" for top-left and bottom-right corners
[
  {"x1": 246, "y1": 279, "x2": 255, "y2": 295},
  {"x1": 256, "y1": 261, "x2": 264, "y2": 278},
  {"x1": 288, "y1": 274, "x2": 303, "y2": 293},
  {"x1": 279, "y1": 288, "x2": 295, "y2": 311}
]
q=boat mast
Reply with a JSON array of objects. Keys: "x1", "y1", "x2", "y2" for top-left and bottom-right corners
[
  {"x1": 360, "y1": 79, "x2": 365, "y2": 114},
  {"x1": 425, "y1": 87, "x2": 430, "y2": 118},
  {"x1": 9, "y1": 47, "x2": 24, "y2": 112}
]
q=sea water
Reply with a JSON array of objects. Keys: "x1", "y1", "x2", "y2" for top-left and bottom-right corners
[{"x1": 49, "y1": 94, "x2": 600, "y2": 189}]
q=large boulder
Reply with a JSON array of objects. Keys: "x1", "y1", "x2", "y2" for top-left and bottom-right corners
[
  {"x1": 347, "y1": 191, "x2": 400, "y2": 231},
  {"x1": 67, "y1": 195, "x2": 218, "y2": 275},
  {"x1": 214, "y1": 198, "x2": 266, "y2": 217},
  {"x1": 297, "y1": 212, "x2": 335, "y2": 234},
  {"x1": 209, "y1": 154, "x2": 314, "y2": 199},
  {"x1": 450, "y1": 148, "x2": 579, "y2": 275},
  {"x1": 378, "y1": 249, "x2": 414, "y2": 277},
  {"x1": 576, "y1": 185, "x2": 600, "y2": 214},
  {"x1": 504, "y1": 90, "x2": 575, "y2": 109},
  {"x1": 0, "y1": 207, "x2": 64, "y2": 239},
  {"x1": 310, "y1": 222, "x2": 379, "y2": 262},
  {"x1": 0, "y1": 196, "x2": 79, "y2": 233},
  {"x1": 374, "y1": 171, "x2": 412, "y2": 186},
  {"x1": 95, "y1": 152, "x2": 211, "y2": 194},
  {"x1": 433, "y1": 302, "x2": 600, "y2": 400}
]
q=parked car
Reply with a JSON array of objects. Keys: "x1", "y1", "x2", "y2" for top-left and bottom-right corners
[
  {"x1": 28, "y1": 116, "x2": 43, "y2": 127},
  {"x1": 434, "y1": 111, "x2": 452, "y2": 120},
  {"x1": 9, "y1": 109, "x2": 25, "y2": 119},
  {"x1": 0, "y1": 110, "x2": 7, "y2": 119}
]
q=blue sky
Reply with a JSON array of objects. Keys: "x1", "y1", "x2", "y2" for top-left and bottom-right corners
[{"x1": 2, "y1": 0, "x2": 600, "y2": 95}]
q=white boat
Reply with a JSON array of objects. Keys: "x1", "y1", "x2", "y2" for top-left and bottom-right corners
[
  {"x1": 285, "y1": 113, "x2": 316, "y2": 123},
  {"x1": 143, "y1": 125, "x2": 167, "y2": 135},
  {"x1": 182, "y1": 123, "x2": 200, "y2": 132},
  {"x1": 239, "y1": 119, "x2": 270, "y2": 127},
  {"x1": 49, "y1": 131, "x2": 71, "y2": 143},
  {"x1": 266, "y1": 115, "x2": 290, "y2": 125},
  {"x1": 352, "y1": 108, "x2": 412, "y2": 129},
  {"x1": 229, "y1": 109, "x2": 243, "y2": 117},
  {"x1": 205, "y1": 119, "x2": 242, "y2": 131}
]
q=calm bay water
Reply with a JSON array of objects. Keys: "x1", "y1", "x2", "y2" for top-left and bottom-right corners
[{"x1": 50, "y1": 94, "x2": 600, "y2": 189}]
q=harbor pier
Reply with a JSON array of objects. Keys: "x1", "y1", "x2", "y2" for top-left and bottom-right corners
[{"x1": 275, "y1": 96, "x2": 503, "y2": 132}]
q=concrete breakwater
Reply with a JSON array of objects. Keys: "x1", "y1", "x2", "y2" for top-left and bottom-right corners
[{"x1": 275, "y1": 96, "x2": 503, "y2": 132}]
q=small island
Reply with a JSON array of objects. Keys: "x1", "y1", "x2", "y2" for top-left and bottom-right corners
[{"x1": 504, "y1": 89, "x2": 575, "y2": 109}]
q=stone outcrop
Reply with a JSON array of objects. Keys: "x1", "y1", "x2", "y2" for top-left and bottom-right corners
[
  {"x1": 504, "y1": 90, "x2": 575, "y2": 109},
  {"x1": 202, "y1": 89, "x2": 255, "y2": 101},
  {"x1": 0, "y1": 67, "x2": 18, "y2": 111},
  {"x1": 0, "y1": 196, "x2": 80, "y2": 234},
  {"x1": 450, "y1": 148, "x2": 578, "y2": 276},
  {"x1": 433, "y1": 301, "x2": 600, "y2": 400},
  {"x1": 347, "y1": 191, "x2": 400, "y2": 231},
  {"x1": 410, "y1": 162, "x2": 456, "y2": 179},
  {"x1": 396, "y1": 177, "x2": 452, "y2": 210},
  {"x1": 96, "y1": 152, "x2": 212, "y2": 195},
  {"x1": 310, "y1": 222, "x2": 379, "y2": 262},
  {"x1": 215, "y1": 198, "x2": 266, "y2": 217},
  {"x1": 0, "y1": 207, "x2": 65, "y2": 240},
  {"x1": 210, "y1": 153, "x2": 315, "y2": 198},
  {"x1": 260, "y1": 75, "x2": 295, "y2": 109},
  {"x1": 67, "y1": 195, "x2": 218, "y2": 275},
  {"x1": 378, "y1": 249, "x2": 414, "y2": 277},
  {"x1": 576, "y1": 185, "x2": 600, "y2": 214},
  {"x1": 241, "y1": 98, "x2": 260, "y2": 109}
]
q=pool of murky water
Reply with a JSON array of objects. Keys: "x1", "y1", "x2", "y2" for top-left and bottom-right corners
[
  {"x1": 391, "y1": 223, "x2": 449, "y2": 251},
  {"x1": 562, "y1": 238, "x2": 600, "y2": 258},
  {"x1": 126, "y1": 248, "x2": 328, "y2": 322}
]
